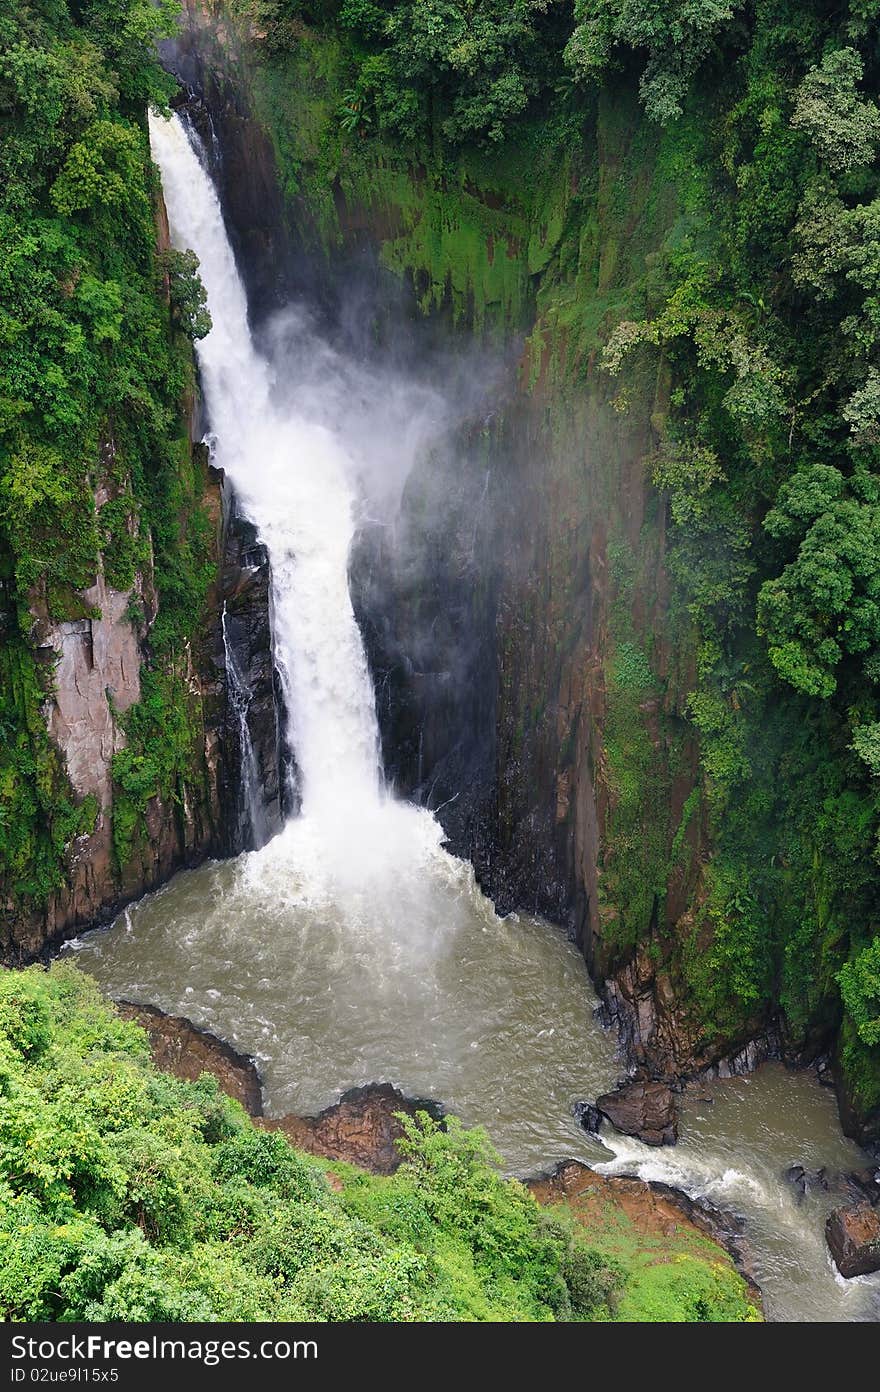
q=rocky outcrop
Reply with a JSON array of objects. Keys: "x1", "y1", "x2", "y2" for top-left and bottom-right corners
[
  {"x1": 598, "y1": 944, "x2": 786, "y2": 1079},
  {"x1": 844, "y1": 1167, "x2": 880, "y2": 1205},
  {"x1": 782, "y1": 1164, "x2": 829, "y2": 1204},
  {"x1": 115, "y1": 997, "x2": 443, "y2": 1174},
  {"x1": 0, "y1": 447, "x2": 287, "y2": 961},
  {"x1": 40, "y1": 573, "x2": 144, "y2": 813},
  {"x1": 573, "y1": 1101, "x2": 604, "y2": 1135},
  {"x1": 259, "y1": 1084, "x2": 445, "y2": 1175},
  {"x1": 118, "y1": 1000, "x2": 263, "y2": 1115},
  {"x1": 217, "y1": 478, "x2": 290, "y2": 851},
  {"x1": 528, "y1": 1160, "x2": 762, "y2": 1311},
  {"x1": 825, "y1": 1201, "x2": 880, "y2": 1278},
  {"x1": 832, "y1": 1054, "x2": 880, "y2": 1153},
  {"x1": 594, "y1": 1079, "x2": 679, "y2": 1147}
]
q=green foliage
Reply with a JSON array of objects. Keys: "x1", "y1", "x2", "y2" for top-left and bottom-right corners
[
  {"x1": 614, "y1": 1250, "x2": 759, "y2": 1321},
  {"x1": 681, "y1": 858, "x2": 774, "y2": 1032},
  {"x1": 251, "y1": 0, "x2": 569, "y2": 147},
  {"x1": 159, "y1": 248, "x2": 212, "y2": 341},
  {"x1": 565, "y1": 1, "x2": 745, "y2": 123},
  {"x1": 50, "y1": 119, "x2": 151, "y2": 223},
  {"x1": 851, "y1": 722, "x2": 880, "y2": 775},
  {"x1": 791, "y1": 48, "x2": 880, "y2": 175},
  {"x1": 838, "y1": 937, "x2": 880, "y2": 1047},
  {"x1": 757, "y1": 465, "x2": 880, "y2": 698},
  {"x1": 569, "y1": 3, "x2": 880, "y2": 1096},
  {"x1": 0, "y1": 0, "x2": 219, "y2": 904},
  {"x1": 0, "y1": 964, "x2": 754, "y2": 1322},
  {"x1": 0, "y1": 639, "x2": 98, "y2": 903}
]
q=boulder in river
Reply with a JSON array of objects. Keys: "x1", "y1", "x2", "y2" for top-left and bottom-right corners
[
  {"x1": 117, "y1": 1000, "x2": 263, "y2": 1116},
  {"x1": 259, "y1": 1084, "x2": 445, "y2": 1175},
  {"x1": 782, "y1": 1164, "x2": 829, "y2": 1203},
  {"x1": 572, "y1": 1101, "x2": 603, "y2": 1135},
  {"x1": 825, "y1": 1201, "x2": 880, "y2": 1278},
  {"x1": 116, "y1": 1001, "x2": 444, "y2": 1174},
  {"x1": 596, "y1": 1079, "x2": 678, "y2": 1146}
]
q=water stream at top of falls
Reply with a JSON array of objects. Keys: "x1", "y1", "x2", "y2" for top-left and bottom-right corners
[{"x1": 69, "y1": 113, "x2": 880, "y2": 1323}]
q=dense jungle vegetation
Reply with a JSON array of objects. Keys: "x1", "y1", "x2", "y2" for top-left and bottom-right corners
[
  {"x1": 0, "y1": 965, "x2": 757, "y2": 1321},
  {"x1": 0, "y1": 0, "x2": 213, "y2": 908}
]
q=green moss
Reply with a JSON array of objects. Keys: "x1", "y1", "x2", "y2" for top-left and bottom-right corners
[{"x1": 838, "y1": 1015, "x2": 880, "y2": 1120}]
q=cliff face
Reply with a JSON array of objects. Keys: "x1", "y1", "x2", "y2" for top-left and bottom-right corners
[
  {"x1": 13, "y1": 4, "x2": 874, "y2": 1141},
  {"x1": 172, "y1": 6, "x2": 880, "y2": 1137},
  {"x1": 4, "y1": 489, "x2": 292, "y2": 964},
  {"x1": 172, "y1": 10, "x2": 720, "y2": 1068},
  {"x1": 0, "y1": 442, "x2": 286, "y2": 962},
  {"x1": 218, "y1": 494, "x2": 290, "y2": 848}
]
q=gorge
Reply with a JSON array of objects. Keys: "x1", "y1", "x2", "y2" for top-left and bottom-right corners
[
  {"x1": 3, "y1": 0, "x2": 880, "y2": 1326},
  {"x1": 69, "y1": 104, "x2": 879, "y2": 1321}
]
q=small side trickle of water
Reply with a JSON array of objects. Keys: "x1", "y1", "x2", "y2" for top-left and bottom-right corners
[{"x1": 221, "y1": 602, "x2": 268, "y2": 848}]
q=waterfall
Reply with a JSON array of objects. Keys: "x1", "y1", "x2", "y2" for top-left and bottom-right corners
[
  {"x1": 151, "y1": 113, "x2": 384, "y2": 819},
  {"x1": 69, "y1": 114, "x2": 880, "y2": 1322},
  {"x1": 149, "y1": 111, "x2": 444, "y2": 896}
]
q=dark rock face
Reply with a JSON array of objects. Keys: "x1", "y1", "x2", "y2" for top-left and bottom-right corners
[
  {"x1": 350, "y1": 414, "x2": 501, "y2": 873},
  {"x1": 598, "y1": 941, "x2": 787, "y2": 1082},
  {"x1": 160, "y1": 20, "x2": 297, "y2": 326},
  {"x1": 259, "y1": 1084, "x2": 445, "y2": 1175},
  {"x1": 118, "y1": 1000, "x2": 263, "y2": 1116},
  {"x1": 843, "y1": 1167, "x2": 880, "y2": 1206},
  {"x1": 832, "y1": 1053, "x2": 880, "y2": 1153},
  {"x1": 825, "y1": 1201, "x2": 880, "y2": 1278},
  {"x1": 573, "y1": 1101, "x2": 604, "y2": 1135},
  {"x1": 216, "y1": 477, "x2": 291, "y2": 852},
  {"x1": 596, "y1": 1079, "x2": 679, "y2": 1146}
]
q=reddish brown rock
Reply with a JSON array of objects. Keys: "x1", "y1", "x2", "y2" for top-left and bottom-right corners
[
  {"x1": 596, "y1": 1078, "x2": 678, "y2": 1146},
  {"x1": 825, "y1": 1201, "x2": 880, "y2": 1278},
  {"x1": 259, "y1": 1084, "x2": 444, "y2": 1175},
  {"x1": 118, "y1": 1001, "x2": 263, "y2": 1116},
  {"x1": 528, "y1": 1160, "x2": 762, "y2": 1312}
]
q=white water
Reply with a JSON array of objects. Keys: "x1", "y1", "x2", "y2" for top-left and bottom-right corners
[
  {"x1": 71, "y1": 114, "x2": 880, "y2": 1322},
  {"x1": 152, "y1": 111, "x2": 451, "y2": 896},
  {"x1": 153, "y1": 114, "x2": 381, "y2": 822}
]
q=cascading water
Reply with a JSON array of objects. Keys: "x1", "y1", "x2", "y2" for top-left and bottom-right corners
[
  {"x1": 69, "y1": 112, "x2": 880, "y2": 1323},
  {"x1": 151, "y1": 111, "x2": 436, "y2": 893},
  {"x1": 152, "y1": 114, "x2": 380, "y2": 821}
]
